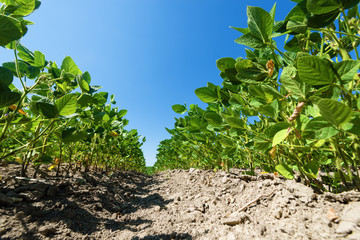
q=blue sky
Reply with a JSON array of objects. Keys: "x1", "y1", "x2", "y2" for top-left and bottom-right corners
[{"x1": 2, "y1": 0, "x2": 295, "y2": 166}]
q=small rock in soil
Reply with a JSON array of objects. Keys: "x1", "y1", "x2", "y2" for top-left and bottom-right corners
[
  {"x1": 38, "y1": 225, "x2": 57, "y2": 236},
  {"x1": 222, "y1": 212, "x2": 250, "y2": 226}
]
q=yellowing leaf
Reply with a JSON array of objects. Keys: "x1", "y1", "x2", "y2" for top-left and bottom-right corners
[
  {"x1": 314, "y1": 139, "x2": 326, "y2": 147},
  {"x1": 269, "y1": 146, "x2": 277, "y2": 158},
  {"x1": 15, "y1": 157, "x2": 22, "y2": 163},
  {"x1": 109, "y1": 131, "x2": 119, "y2": 137},
  {"x1": 18, "y1": 109, "x2": 27, "y2": 115},
  {"x1": 8, "y1": 105, "x2": 27, "y2": 115},
  {"x1": 48, "y1": 164, "x2": 57, "y2": 171},
  {"x1": 266, "y1": 59, "x2": 275, "y2": 77}
]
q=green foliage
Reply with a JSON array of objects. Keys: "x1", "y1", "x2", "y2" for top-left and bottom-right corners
[
  {"x1": 156, "y1": 0, "x2": 360, "y2": 192},
  {"x1": 0, "y1": 1, "x2": 146, "y2": 175}
]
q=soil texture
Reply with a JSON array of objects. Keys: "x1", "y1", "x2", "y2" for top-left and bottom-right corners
[{"x1": 1, "y1": 164, "x2": 360, "y2": 240}]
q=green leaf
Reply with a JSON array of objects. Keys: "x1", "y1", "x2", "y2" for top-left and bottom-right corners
[
  {"x1": 55, "y1": 94, "x2": 77, "y2": 116},
  {"x1": 229, "y1": 93, "x2": 245, "y2": 107},
  {"x1": 258, "y1": 100, "x2": 279, "y2": 117},
  {"x1": 220, "y1": 138, "x2": 235, "y2": 148},
  {"x1": 303, "y1": 116, "x2": 339, "y2": 139},
  {"x1": 118, "y1": 109, "x2": 127, "y2": 118},
  {"x1": 17, "y1": 43, "x2": 34, "y2": 63},
  {"x1": 189, "y1": 117, "x2": 201, "y2": 128},
  {"x1": 235, "y1": 32, "x2": 266, "y2": 49},
  {"x1": 216, "y1": 57, "x2": 236, "y2": 72},
  {"x1": 262, "y1": 85, "x2": 284, "y2": 101},
  {"x1": 284, "y1": 36, "x2": 302, "y2": 53},
  {"x1": 225, "y1": 117, "x2": 245, "y2": 129},
  {"x1": 36, "y1": 102, "x2": 58, "y2": 118},
  {"x1": 76, "y1": 75, "x2": 90, "y2": 93},
  {"x1": 268, "y1": 122, "x2": 291, "y2": 138},
  {"x1": 205, "y1": 112, "x2": 222, "y2": 127},
  {"x1": 235, "y1": 59, "x2": 268, "y2": 81},
  {"x1": 77, "y1": 94, "x2": 92, "y2": 108},
  {"x1": 0, "y1": 91, "x2": 21, "y2": 107},
  {"x1": 3, "y1": 61, "x2": 28, "y2": 78},
  {"x1": 280, "y1": 66, "x2": 307, "y2": 99},
  {"x1": 275, "y1": 164, "x2": 294, "y2": 180},
  {"x1": 306, "y1": 10, "x2": 340, "y2": 28},
  {"x1": 341, "y1": 0, "x2": 360, "y2": 9},
  {"x1": 306, "y1": 0, "x2": 340, "y2": 15},
  {"x1": 61, "y1": 56, "x2": 81, "y2": 76},
  {"x1": 247, "y1": 6, "x2": 273, "y2": 43},
  {"x1": 315, "y1": 99, "x2": 352, "y2": 127},
  {"x1": 334, "y1": 60, "x2": 360, "y2": 83},
  {"x1": 342, "y1": 113, "x2": 360, "y2": 135},
  {"x1": 82, "y1": 71, "x2": 91, "y2": 84},
  {"x1": 9, "y1": 0, "x2": 35, "y2": 17},
  {"x1": 33, "y1": 50, "x2": 45, "y2": 67},
  {"x1": 269, "y1": 3, "x2": 277, "y2": 23},
  {"x1": 88, "y1": 85, "x2": 102, "y2": 94},
  {"x1": 0, "y1": 66, "x2": 14, "y2": 87},
  {"x1": 286, "y1": 20, "x2": 307, "y2": 34},
  {"x1": 195, "y1": 87, "x2": 217, "y2": 103},
  {"x1": 0, "y1": 14, "x2": 27, "y2": 46},
  {"x1": 254, "y1": 134, "x2": 272, "y2": 152},
  {"x1": 297, "y1": 56, "x2": 335, "y2": 86},
  {"x1": 230, "y1": 26, "x2": 250, "y2": 34},
  {"x1": 103, "y1": 113, "x2": 110, "y2": 122},
  {"x1": 172, "y1": 104, "x2": 187, "y2": 114},
  {"x1": 348, "y1": 3, "x2": 359, "y2": 17},
  {"x1": 110, "y1": 94, "x2": 116, "y2": 104},
  {"x1": 285, "y1": 1, "x2": 308, "y2": 23},
  {"x1": 93, "y1": 92, "x2": 108, "y2": 106},
  {"x1": 62, "y1": 128, "x2": 87, "y2": 143},
  {"x1": 193, "y1": 133, "x2": 207, "y2": 142},
  {"x1": 302, "y1": 161, "x2": 320, "y2": 179},
  {"x1": 272, "y1": 128, "x2": 289, "y2": 146}
]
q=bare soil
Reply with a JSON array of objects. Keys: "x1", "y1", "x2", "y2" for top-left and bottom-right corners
[{"x1": 1, "y1": 164, "x2": 360, "y2": 240}]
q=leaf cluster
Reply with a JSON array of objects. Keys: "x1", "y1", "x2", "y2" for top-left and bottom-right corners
[
  {"x1": 156, "y1": 0, "x2": 360, "y2": 192},
  {"x1": 0, "y1": 2, "x2": 146, "y2": 175}
]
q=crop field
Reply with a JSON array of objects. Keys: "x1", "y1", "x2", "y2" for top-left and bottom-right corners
[{"x1": 1, "y1": 0, "x2": 360, "y2": 239}]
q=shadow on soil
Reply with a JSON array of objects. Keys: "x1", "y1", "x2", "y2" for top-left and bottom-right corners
[{"x1": 0, "y1": 169, "x2": 193, "y2": 239}]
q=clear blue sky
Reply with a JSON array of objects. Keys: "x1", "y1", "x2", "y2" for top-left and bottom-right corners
[{"x1": 1, "y1": 0, "x2": 295, "y2": 166}]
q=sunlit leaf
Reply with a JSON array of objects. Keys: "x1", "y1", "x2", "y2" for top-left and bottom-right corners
[
  {"x1": 280, "y1": 66, "x2": 307, "y2": 99},
  {"x1": 315, "y1": 99, "x2": 352, "y2": 127},
  {"x1": 0, "y1": 14, "x2": 27, "y2": 46},
  {"x1": 272, "y1": 128, "x2": 290, "y2": 146},
  {"x1": 195, "y1": 87, "x2": 217, "y2": 103},
  {"x1": 306, "y1": 0, "x2": 340, "y2": 15},
  {"x1": 205, "y1": 112, "x2": 222, "y2": 127},
  {"x1": 225, "y1": 117, "x2": 245, "y2": 129},
  {"x1": 172, "y1": 104, "x2": 187, "y2": 114},
  {"x1": 275, "y1": 164, "x2": 294, "y2": 179},
  {"x1": 297, "y1": 56, "x2": 335, "y2": 86},
  {"x1": 247, "y1": 6, "x2": 273, "y2": 43},
  {"x1": 61, "y1": 56, "x2": 81, "y2": 75},
  {"x1": 55, "y1": 94, "x2": 77, "y2": 116}
]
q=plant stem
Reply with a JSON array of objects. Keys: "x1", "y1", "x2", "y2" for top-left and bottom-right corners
[{"x1": 341, "y1": 9, "x2": 360, "y2": 60}]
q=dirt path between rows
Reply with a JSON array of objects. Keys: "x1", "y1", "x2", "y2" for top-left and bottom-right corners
[{"x1": 1, "y1": 165, "x2": 360, "y2": 239}]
